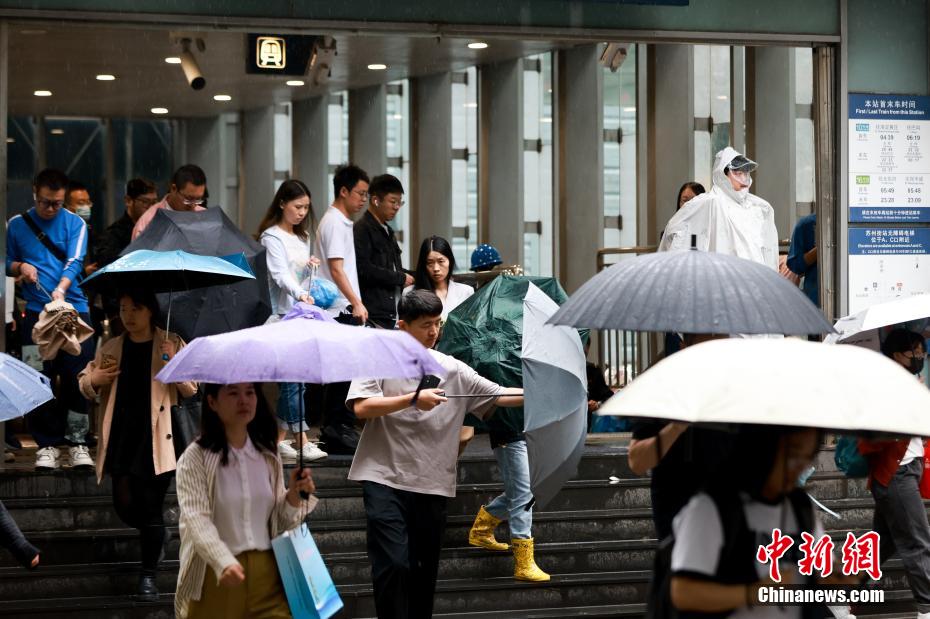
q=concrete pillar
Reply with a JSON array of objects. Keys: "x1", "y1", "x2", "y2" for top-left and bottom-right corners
[
  {"x1": 241, "y1": 106, "x2": 275, "y2": 235},
  {"x1": 185, "y1": 116, "x2": 221, "y2": 204},
  {"x1": 557, "y1": 45, "x2": 603, "y2": 293},
  {"x1": 752, "y1": 47, "x2": 796, "y2": 242},
  {"x1": 349, "y1": 85, "x2": 387, "y2": 180},
  {"x1": 293, "y1": 97, "x2": 330, "y2": 222},
  {"x1": 410, "y1": 72, "x2": 453, "y2": 249},
  {"x1": 480, "y1": 59, "x2": 524, "y2": 266},
  {"x1": 650, "y1": 44, "x2": 695, "y2": 243}
]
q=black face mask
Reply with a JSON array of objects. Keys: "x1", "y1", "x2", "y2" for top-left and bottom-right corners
[{"x1": 908, "y1": 355, "x2": 924, "y2": 375}]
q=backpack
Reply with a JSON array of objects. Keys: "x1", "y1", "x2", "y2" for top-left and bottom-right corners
[
  {"x1": 834, "y1": 435, "x2": 869, "y2": 478},
  {"x1": 646, "y1": 488, "x2": 824, "y2": 619}
]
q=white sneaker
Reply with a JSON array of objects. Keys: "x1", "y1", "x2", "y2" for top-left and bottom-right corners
[
  {"x1": 69, "y1": 445, "x2": 95, "y2": 469},
  {"x1": 35, "y1": 447, "x2": 60, "y2": 470},
  {"x1": 277, "y1": 441, "x2": 298, "y2": 464},
  {"x1": 300, "y1": 441, "x2": 328, "y2": 462}
]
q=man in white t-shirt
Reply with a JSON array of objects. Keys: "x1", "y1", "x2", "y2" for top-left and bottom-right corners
[
  {"x1": 314, "y1": 163, "x2": 369, "y2": 324},
  {"x1": 315, "y1": 164, "x2": 370, "y2": 456}
]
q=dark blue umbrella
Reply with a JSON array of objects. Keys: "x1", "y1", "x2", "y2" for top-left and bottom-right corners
[{"x1": 548, "y1": 248, "x2": 834, "y2": 336}]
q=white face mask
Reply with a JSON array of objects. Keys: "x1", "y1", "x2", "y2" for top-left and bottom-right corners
[{"x1": 75, "y1": 205, "x2": 92, "y2": 222}]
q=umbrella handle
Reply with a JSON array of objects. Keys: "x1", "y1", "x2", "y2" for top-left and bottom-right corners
[{"x1": 162, "y1": 291, "x2": 173, "y2": 361}]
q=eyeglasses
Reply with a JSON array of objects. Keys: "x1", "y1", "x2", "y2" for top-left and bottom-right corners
[
  {"x1": 36, "y1": 198, "x2": 65, "y2": 209},
  {"x1": 179, "y1": 195, "x2": 205, "y2": 207},
  {"x1": 352, "y1": 189, "x2": 370, "y2": 200},
  {"x1": 384, "y1": 198, "x2": 406, "y2": 207}
]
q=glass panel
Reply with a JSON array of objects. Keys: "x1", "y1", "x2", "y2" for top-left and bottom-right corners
[
  {"x1": 795, "y1": 118, "x2": 816, "y2": 203},
  {"x1": 694, "y1": 45, "x2": 731, "y2": 185},
  {"x1": 327, "y1": 91, "x2": 349, "y2": 205},
  {"x1": 450, "y1": 67, "x2": 478, "y2": 268},
  {"x1": 795, "y1": 47, "x2": 814, "y2": 106},
  {"x1": 386, "y1": 79, "x2": 411, "y2": 263},
  {"x1": 273, "y1": 102, "x2": 292, "y2": 175},
  {"x1": 602, "y1": 44, "x2": 638, "y2": 251},
  {"x1": 523, "y1": 53, "x2": 553, "y2": 276}
]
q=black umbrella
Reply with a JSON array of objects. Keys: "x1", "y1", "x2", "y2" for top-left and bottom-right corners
[
  {"x1": 121, "y1": 208, "x2": 272, "y2": 341},
  {"x1": 548, "y1": 246, "x2": 834, "y2": 336}
]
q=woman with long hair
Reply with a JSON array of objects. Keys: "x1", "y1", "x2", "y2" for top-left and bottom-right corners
[
  {"x1": 255, "y1": 179, "x2": 326, "y2": 464},
  {"x1": 174, "y1": 383, "x2": 317, "y2": 619},
  {"x1": 676, "y1": 181, "x2": 705, "y2": 211},
  {"x1": 78, "y1": 289, "x2": 197, "y2": 597},
  {"x1": 409, "y1": 235, "x2": 474, "y2": 320}
]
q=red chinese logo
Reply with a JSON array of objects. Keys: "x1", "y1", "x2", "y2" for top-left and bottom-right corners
[
  {"x1": 798, "y1": 532, "x2": 834, "y2": 577},
  {"x1": 841, "y1": 531, "x2": 882, "y2": 580},
  {"x1": 756, "y1": 528, "x2": 794, "y2": 582}
]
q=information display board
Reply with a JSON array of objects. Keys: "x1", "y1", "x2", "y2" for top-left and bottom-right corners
[
  {"x1": 848, "y1": 227, "x2": 930, "y2": 314},
  {"x1": 849, "y1": 94, "x2": 930, "y2": 223}
]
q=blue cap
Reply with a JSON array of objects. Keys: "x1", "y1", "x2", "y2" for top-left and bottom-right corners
[{"x1": 470, "y1": 244, "x2": 502, "y2": 271}]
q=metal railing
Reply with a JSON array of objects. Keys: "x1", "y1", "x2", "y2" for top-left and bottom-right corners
[{"x1": 594, "y1": 246, "x2": 658, "y2": 388}]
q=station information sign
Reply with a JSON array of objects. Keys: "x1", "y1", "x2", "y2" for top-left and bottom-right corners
[
  {"x1": 849, "y1": 94, "x2": 930, "y2": 223},
  {"x1": 848, "y1": 227, "x2": 930, "y2": 314}
]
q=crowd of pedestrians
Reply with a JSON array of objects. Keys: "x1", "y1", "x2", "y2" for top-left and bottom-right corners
[{"x1": 3, "y1": 146, "x2": 930, "y2": 619}]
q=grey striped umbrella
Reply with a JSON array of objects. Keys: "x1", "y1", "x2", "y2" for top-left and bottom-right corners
[{"x1": 548, "y1": 249, "x2": 834, "y2": 335}]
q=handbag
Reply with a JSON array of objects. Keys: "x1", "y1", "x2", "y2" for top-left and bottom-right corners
[
  {"x1": 271, "y1": 522, "x2": 343, "y2": 619},
  {"x1": 170, "y1": 395, "x2": 201, "y2": 459}
]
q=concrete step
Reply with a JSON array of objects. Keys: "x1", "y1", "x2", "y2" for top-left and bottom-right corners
[
  {"x1": 0, "y1": 444, "x2": 633, "y2": 500},
  {"x1": 0, "y1": 594, "x2": 175, "y2": 619}
]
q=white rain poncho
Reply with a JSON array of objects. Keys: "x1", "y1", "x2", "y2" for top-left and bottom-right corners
[{"x1": 658, "y1": 147, "x2": 779, "y2": 270}]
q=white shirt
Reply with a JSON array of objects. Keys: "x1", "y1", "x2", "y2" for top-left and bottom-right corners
[
  {"x1": 672, "y1": 491, "x2": 824, "y2": 619},
  {"x1": 213, "y1": 437, "x2": 276, "y2": 555},
  {"x1": 315, "y1": 206, "x2": 360, "y2": 314},
  {"x1": 260, "y1": 226, "x2": 312, "y2": 317},
  {"x1": 901, "y1": 437, "x2": 925, "y2": 466},
  {"x1": 403, "y1": 280, "x2": 475, "y2": 320}
]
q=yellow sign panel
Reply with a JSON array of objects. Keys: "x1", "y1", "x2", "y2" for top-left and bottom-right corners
[{"x1": 257, "y1": 36, "x2": 286, "y2": 70}]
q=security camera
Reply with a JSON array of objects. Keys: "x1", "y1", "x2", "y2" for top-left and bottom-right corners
[
  {"x1": 308, "y1": 36, "x2": 337, "y2": 87},
  {"x1": 180, "y1": 38, "x2": 206, "y2": 90},
  {"x1": 599, "y1": 43, "x2": 628, "y2": 73}
]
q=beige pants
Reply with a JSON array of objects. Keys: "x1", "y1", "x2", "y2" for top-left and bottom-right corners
[{"x1": 188, "y1": 549, "x2": 291, "y2": 619}]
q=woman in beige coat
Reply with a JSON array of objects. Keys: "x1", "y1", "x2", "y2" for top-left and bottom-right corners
[{"x1": 78, "y1": 289, "x2": 196, "y2": 598}]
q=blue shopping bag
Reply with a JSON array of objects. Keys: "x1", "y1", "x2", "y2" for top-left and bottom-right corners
[{"x1": 272, "y1": 523, "x2": 344, "y2": 619}]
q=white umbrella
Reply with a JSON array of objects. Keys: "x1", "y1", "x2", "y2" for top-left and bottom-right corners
[
  {"x1": 599, "y1": 338, "x2": 930, "y2": 437},
  {"x1": 826, "y1": 294, "x2": 930, "y2": 350},
  {"x1": 521, "y1": 284, "x2": 588, "y2": 510}
]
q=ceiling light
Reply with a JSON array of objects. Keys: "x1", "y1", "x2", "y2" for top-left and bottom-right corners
[
  {"x1": 622, "y1": 106, "x2": 637, "y2": 113},
  {"x1": 5, "y1": 138, "x2": 14, "y2": 144},
  {"x1": 151, "y1": 107, "x2": 169, "y2": 115},
  {"x1": 716, "y1": 95, "x2": 729, "y2": 100},
  {"x1": 392, "y1": 114, "x2": 403, "y2": 120},
  {"x1": 33, "y1": 90, "x2": 52, "y2": 97},
  {"x1": 165, "y1": 56, "x2": 182, "y2": 64},
  {"x1": 96, "y1": 74, "x2": 116, "y2": 81},
  {"x1": 286, "y1": 80, "x2": 305, "y2": 87},
  {"x1": 50, "y1": 128, "x2": 65, "y2": 135},
  {"x1": 540, "y1": 118, "x2": 552, "y2": 123},
  {"x1": 464, "y1": 102, "x2": 478, "y2": 108},
  {"x1": 468, "y1": 42, "x2": 489, "y2": 50},
  {"x1": 213, "y1": 94, "x2": 232, "y2": 101},
  {"x1": 367, "y1": 64, "x2": 387, "y2": 71}
]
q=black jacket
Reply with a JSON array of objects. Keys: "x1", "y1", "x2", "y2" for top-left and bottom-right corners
[
  {"x1": 94, "y1": 212, "x2": 134, "y2": 269},
  {"x1": 353, "y1": 210, "x2": 406, "y2": 324}
]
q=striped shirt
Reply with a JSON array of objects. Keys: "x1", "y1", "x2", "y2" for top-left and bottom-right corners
[{"x1": 174, "y1": 441, "x2": 318, "y2": 618}]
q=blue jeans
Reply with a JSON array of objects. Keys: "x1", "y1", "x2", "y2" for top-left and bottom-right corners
[
  {"x1": 276, "y1": 383, "x2": 308, "y2": 433},
  {"x1": 485, "y1": 439, "x2": 533, "y2": 539}
]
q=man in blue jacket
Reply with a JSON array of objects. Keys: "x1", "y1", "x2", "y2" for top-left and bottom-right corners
[{"x1": 6, "y1": 168, "x2": 95, "y2": 470}]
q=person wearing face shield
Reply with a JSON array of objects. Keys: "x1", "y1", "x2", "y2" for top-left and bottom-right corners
[{"x1": 658, "y1": 147, "x2": 779, "y2": 271}]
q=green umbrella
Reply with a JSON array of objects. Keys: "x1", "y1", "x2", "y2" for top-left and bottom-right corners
[{"x1": 437, "y1": 275, "x2": 586, "y2": 442}]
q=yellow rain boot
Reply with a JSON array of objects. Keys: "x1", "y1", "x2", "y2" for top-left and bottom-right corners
[
  {"x1": 512, "y1": 537, "x2": 550, "y2": 582},
  {"x1": 468, "y1": 506, "x2": 510, "y2": 551}
]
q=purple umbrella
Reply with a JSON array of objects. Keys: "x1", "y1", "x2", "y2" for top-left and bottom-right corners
[{"x1": 155, "y1": 314, "x2": 445, "y2": 385}]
